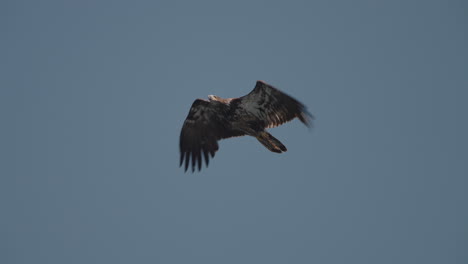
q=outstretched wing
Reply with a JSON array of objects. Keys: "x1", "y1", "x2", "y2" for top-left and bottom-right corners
[
  {"x1": 179, "y1": 99, "x2": 242, "y2": 172},
  {"x1": 237, "y1": 81, "x2": 313, "y2": 128}
]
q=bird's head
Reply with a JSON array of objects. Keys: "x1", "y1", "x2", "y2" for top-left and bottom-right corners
[{"x1": 208, "y1": 95, "x2": 220, "y2": 101}]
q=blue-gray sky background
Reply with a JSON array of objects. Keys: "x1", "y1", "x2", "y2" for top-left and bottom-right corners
[{"x1": 2, "y1": 0, "x2": 467, "y2": 263}]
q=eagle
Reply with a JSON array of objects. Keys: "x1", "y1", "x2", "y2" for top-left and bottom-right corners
[{"x1": 179, "y1": 80, "x2": 313, "y2": 172}]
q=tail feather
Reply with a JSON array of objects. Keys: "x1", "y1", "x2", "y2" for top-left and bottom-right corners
[{"x1": 256, "y1": 131, "x2": 287, "y2": 153}]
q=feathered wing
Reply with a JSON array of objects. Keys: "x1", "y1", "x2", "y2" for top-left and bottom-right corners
[
  {"x1": 237, "y1": 81, "x2": 313, "y2": 128},
  {"x1": 179, "y1": 99, "x2": 243, "y2": 172}
]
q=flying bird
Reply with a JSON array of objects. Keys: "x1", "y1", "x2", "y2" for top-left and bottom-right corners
[{"x1": 179, "y1": 80, "x2": 313, "y2": 172}]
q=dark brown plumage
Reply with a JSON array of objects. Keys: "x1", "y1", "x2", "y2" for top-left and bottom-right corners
[{"x1": 179, "y1": 80, "x2": 313, "y2": 172}]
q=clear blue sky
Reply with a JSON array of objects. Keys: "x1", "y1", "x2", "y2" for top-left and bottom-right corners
[{"x1": 2, "y1": 0, "x2": 467, "y2": 263}]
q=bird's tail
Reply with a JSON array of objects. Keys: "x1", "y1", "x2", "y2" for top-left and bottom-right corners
[{"x1": 256, "y1": 131, "x2": 287, "y2": 153}]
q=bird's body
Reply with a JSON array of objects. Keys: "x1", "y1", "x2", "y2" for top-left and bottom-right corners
[{"x1": 179, "y1": 80, "x2": 313, "y2": 172}]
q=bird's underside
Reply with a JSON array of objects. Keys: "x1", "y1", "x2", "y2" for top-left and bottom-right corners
[{"x1": 179, "y1": 80, "x2": 313, "y2": 172}]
